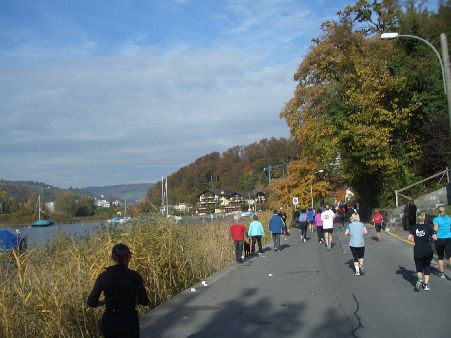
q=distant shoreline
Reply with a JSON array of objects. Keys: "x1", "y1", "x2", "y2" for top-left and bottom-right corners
[{"x1": 0, "y1": 217, "x2": 106, "y2": 228}]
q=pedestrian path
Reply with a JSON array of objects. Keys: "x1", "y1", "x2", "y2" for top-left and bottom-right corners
[{"x1": 140, "y1": 226, "x2": 451, "y2": 338}]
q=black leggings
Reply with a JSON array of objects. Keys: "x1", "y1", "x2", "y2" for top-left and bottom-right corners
[
  {"x1": 300, "y1": 222, "x2": 308, "y2": 237},
  {"x1": 316, "y1": 227, "x2": 323, "y2": 241},
  {"x1": 350, "y1": 246, "x2": 365, "y2": 262},
  {"x1": 102, "y1": 310, "x2": 139, "y2": 338},
  {"x1": 414, "y1": 253, "x2": 433, "y2": 275}
]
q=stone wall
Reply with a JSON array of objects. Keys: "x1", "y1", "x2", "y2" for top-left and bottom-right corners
[{"x1": 386, "y1": 183, "x2": 450, "y2": 226}]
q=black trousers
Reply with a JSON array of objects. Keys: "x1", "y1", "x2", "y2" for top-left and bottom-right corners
[
  {"x1": 251, "y1": 235, "x2": 263, "y2": 253},
  {"x1": 102, "y1": 310, "x2": 139, "y2": 338},
  {"x1": 316, "y1": 227, "x2": 324, "y2": 242}
]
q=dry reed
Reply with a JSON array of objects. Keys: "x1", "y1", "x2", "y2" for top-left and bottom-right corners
[{"x1": 1, "y1": 214, "x2": 263, "y2": 337}]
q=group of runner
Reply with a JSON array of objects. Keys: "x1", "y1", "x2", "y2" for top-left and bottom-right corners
[
  {"x1": 290, "y1": 204, "x2": 451, "y2": 289},
  {"x1": 229, "y1": 203, "x2": 450, "y2": 290}
]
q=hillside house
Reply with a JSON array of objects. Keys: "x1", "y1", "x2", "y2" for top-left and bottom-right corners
[{"x1": 197, "y1": 189, "x2": 265, "y2": 214}]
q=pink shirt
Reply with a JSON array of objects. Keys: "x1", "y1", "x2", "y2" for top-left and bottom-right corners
[{"x1": 314, "y1": 213, "x2": 323, "y2": 227}]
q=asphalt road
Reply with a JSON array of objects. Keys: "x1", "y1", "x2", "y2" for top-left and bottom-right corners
[{"x1": 140, "y1": 227, "x2": 451, "y2": 338}]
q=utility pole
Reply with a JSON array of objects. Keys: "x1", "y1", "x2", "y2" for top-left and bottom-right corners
[
  {"x1": 440, "y1": 33, "x2": 451, "y2": 135},
  {"x1": 263, "y1": 163, "x2": 287, "y2": 185}
]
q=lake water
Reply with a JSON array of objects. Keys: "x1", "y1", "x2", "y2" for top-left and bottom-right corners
[
  {"x1": 3, "y1": 213, "x2": 238, "y2": 248},
  {"x1": 4, "y1": 221, "x2": 107, "y2": 248}
]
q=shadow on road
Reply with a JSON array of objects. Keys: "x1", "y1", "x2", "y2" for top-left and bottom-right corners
[
  {"x1": 395, "y1": 266, "x2": 417, "y2": 286},
  {"x1": 345, "y1": 259, "x2": 355, "y2": 273},
  {"x1": 142, "y1": 287, "x2": 353, "y2": 338}
]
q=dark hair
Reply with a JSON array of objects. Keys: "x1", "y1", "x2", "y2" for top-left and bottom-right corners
[
  {"x1": 253, "y1": 214, "x2": 258, "y2": 220},
  {"x1": 273, "y1": 209, "x2": 278, "y2": 214},
  {"x1": 317, "y1": 208, "x2": 322, "y2": 213},
  {"x1": 111, "y1": 243, "x2": 132, "y2": 264}
]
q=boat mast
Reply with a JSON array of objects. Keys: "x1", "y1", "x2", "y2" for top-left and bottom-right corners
[{"x1": 38, "y1": 194, "x2": 41, "y2": 221}]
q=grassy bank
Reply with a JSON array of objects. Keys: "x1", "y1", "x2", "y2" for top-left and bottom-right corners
[{"x1": 0, "y1": 214, "x2": 271, "y2": 337}]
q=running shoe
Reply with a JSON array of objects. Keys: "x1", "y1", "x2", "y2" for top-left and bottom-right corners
[
  {"x1": 355, "y1": 271, "x2": 360, "y2": 276},
  {"x1": 439, "y1": 272, "x2": 446, "y2": 279},
  {"x1": 415, "y1": 280, "x2": 422, "y2": 291},
  {"x1": 326, "y1": 246, "x2": 331, "y2": 251},
  {"x1": 303, "y1": 238, "x2": 306, "y2": 242},
  {"x1": 359, "y1": 267, "x2": 365, "y2": 275},
  {"x1": 423, "y1": 283, "x2": 430, "y2": 291}
]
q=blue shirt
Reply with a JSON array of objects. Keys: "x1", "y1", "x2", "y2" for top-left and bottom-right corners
[
  {"x1": 346, "y1": 221, "x2": 366, "y2": 247},
  {"x1": 299, "y1": 213, "x2": 308, "y2": 222},
  {"x1": 433, "y1": 215, "x2": 451, "y2": 239},
  {"x1": 307, "y1": 210, "x2": 315, "y2": 221}
]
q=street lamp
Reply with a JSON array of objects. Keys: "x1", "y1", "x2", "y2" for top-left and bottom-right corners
[
  {"x1": 310, "y1": 169, "x2": 324, "y2": 210},
  {"x1": 380, "y1": 32, "x2": 451, "y2": 134}
]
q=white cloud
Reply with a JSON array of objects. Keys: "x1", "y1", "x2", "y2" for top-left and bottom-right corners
[
  {"x1": 0, "y1": 0, "x2": 350, "y2": 187},
  {"x1": 0, "y1": 44, "x2": 294, "y2": 187}
]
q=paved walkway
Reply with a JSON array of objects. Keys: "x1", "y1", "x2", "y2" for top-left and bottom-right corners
[{"x1": 140, "y1": 226, "x2": 451, "y2": 338}]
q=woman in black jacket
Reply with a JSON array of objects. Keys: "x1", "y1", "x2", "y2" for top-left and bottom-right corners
[{"x1": 88, "y1": 243, "x2": 149, "y2": 337}]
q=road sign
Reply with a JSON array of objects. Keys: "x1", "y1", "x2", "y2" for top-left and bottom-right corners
[{"x1": 292, "y1": 197, "x2": 299, "y2": 205}]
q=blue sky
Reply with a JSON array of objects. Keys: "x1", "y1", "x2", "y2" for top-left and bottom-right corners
[{"x1": 0, "y1": 0, "x2": 352, "y2": 188}]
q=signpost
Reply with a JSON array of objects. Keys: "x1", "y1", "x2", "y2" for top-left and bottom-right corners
[{"x1": 292, "y1": 197, "x2": 299, "y2": 206}]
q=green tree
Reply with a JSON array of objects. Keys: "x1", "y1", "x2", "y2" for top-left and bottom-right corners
[
  {"x1": 55, "y1": 192, "x2": 78, "y2": 216},
  {"x1": 279, "y1": 0, "x2": 450, "y2": 216}
]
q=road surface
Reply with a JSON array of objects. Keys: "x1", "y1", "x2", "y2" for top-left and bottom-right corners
[{"x1": 140, "y1": 227, "x2": 451, "y2": 337}]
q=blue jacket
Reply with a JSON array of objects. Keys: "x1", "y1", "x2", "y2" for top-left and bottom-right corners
[
  {"x1": 269, "y1": 214, "x2": 284, "y2": 234},
  {"x1": 248, "y1": 220, "x2": 265, "y2": 236}
]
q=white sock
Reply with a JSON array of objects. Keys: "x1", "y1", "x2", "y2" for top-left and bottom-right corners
[{"x1": 355, "y1": 266, "x2": 359, "y2": 273}]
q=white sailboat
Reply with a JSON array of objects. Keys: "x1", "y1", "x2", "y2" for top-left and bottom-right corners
[{"x1": 32, "y1": 195, "x2": 54, "y2": 227}]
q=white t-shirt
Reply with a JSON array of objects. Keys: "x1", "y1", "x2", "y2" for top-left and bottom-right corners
[{"x1": 321, "y1": 209, "x2": 335, "y2": 229}]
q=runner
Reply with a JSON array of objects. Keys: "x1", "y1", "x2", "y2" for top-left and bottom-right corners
[
  {"x1": 307, "y1": 208, "x2": 315, "y2": 233},
  {"x1": 433, "y1": 206, "x2": 451, "y2": 279},
  {"x1": 372, "y1": 209, "x2": 385, "y2": 241},
  {"x1": 321, "y1": 205, "x2": 335, "y2": 250},
  {"x1": 338, "y1": 204, "x2": 346, "y2": 230},
  {"x1": 408, "y1": 212, "x2": 437, "y2": 291},
  {"x1": 292, "y1": 207, "x2": 300, "y2": 230},
  {"x1": 298, "y1": 208, "x2": 308, "y2": 242},
  {"x1": 345, "y1": 213, "x2": 368, "y2": 276},
  {"x1": 314, "y1": 208, "x2": 324, "y2": 244}
]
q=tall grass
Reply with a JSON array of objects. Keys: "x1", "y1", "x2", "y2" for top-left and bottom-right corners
[{"x1": 0, "y1": 214, "x2": 272, "y2": 337}]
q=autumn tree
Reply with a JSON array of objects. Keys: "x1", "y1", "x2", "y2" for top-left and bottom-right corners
[{"x1": 277, "y1": 0, "x2": 450, "y2": 217}]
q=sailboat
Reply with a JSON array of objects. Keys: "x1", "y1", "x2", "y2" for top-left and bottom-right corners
[
  {"x1": 108, "y1": 199, "x2": 131, "y2": 225},
  {"x1": 32, "y1": 195, "x2": 54, "y2": 227}
]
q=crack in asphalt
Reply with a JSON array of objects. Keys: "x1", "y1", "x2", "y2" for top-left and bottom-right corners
[{"x1": 350, "y1": 293, "x2": 364, "y2": 338}]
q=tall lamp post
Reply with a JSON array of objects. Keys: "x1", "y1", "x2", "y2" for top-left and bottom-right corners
[
  {"x1": 310, "y1": 169, "x2": 324, "y2": 210},
  {"x1": 380, "y1": 32, "x2": 451, "y2": 134}
]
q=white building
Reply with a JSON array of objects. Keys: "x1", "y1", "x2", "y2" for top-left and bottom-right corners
[
  {"x1": 95, "y1": 199, "x2": 110, "y2": 208},
  {"x1": 45, "y1": 201, "x2": 55, "y2": 213}
]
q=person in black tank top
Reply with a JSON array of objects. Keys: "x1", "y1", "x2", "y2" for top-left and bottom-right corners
[
  {"x1": 88, "y1": 243, "x2": 149, "y2": 337},
  {"x1": 407, "y1": 213, "x2": 437, "y2": 291}
]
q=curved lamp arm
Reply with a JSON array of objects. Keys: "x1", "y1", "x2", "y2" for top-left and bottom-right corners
[{"x1": 381, "y1": 32, "x2": 447, "y2": 95}]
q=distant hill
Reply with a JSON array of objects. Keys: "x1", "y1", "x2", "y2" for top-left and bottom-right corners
[
  {"x1": 146, "y1": 137, "x2": 300, "y2": 206},
  {"x1": 0, "y1": 181, "x2": 153, "y2": 205},
  {"x1": 80, "y1": 183, "x2": 154, "y2": 203},
  {"x1": 0, "y1": 180, "x2": 63, "y2": 202}
]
